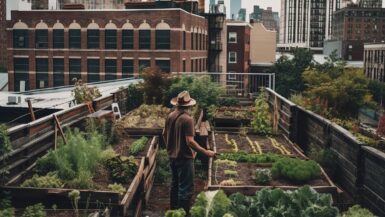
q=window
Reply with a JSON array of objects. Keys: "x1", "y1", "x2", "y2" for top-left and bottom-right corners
[
  {"x1": 139, "y1": 60, "x2": 151, "y2": 72},
  {"x1": 183, "y1": 32, "x2": 186, "y2": 50},
  {"x1": 105, "y1": 30, "x2": 117, "y2": 49},
  {"x1": 191, "y1": 59, "x2": 194, "y2": 72},
  {"x1": 156, "y1": 60, "x2": 170, "y2": 73},
  {"x1": 191, "y1": 33, "x2": 194, "y2": 50},
  {"x1": 229, "y1": 32, "x2": 237, "y2": 43},
  {"x1": 229, "y1": 52, "x2": 237, "y2": 63},
  {"x1": 122, "y1": 30, "x2": 134, "y2": 49},
  {"x1": 13, "y1": 30, "x2": 29, "y2": 48},
  {"x1": 156, "y1": 30, "x2": 170, "y2": 49},
  {"x1": 69, "y1": 29, "x2": 81, "y2": 49},
  {"x1": 87, "y1": 30, "x2": 99, "y2": 49},
  {"x1": 182, "y1": 60, "x2": 186, "y2": 72},
  {"x1": 36, "y1": 59, "x2": 48, "y2": 89},
  {"x1": 87, "y1": 59, "x2": 100, "y2": 83},
  {"x1": 139, "y1": 30, "x2": 151, "y2": 49},
  {"x1": 35, "y1": 29, "x2": 48, "y2": 48},
  {"x1": 122, "y1": 60, "x2": 134, "y2": 78},
  {"x1": 69, "y1": 59, "x2": 81, "y2": 84},
  {"x1": 53, "y1": 59, "x2": 64, "y2": 87},
  {"x1": 14, "y1": 58, "x2": 29, "y2": 91},
  {"x1": 105, "y1": 59, "x2": 117, "y2": 80},
  {"x1": 53, "y1": 29, "x2": 64, "y2": 48}
]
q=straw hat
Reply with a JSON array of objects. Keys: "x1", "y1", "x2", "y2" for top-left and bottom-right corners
[{"x1": 170, "y1": 91, "x2": 196, "y2": 107}]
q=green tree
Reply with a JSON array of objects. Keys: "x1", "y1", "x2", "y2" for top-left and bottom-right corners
[
  {"x1": 270, "y1": 48, "x2": 313, "y2": 97},
  {"x1": 368, "y1": 79, "x2": 385, "y2": 108}
]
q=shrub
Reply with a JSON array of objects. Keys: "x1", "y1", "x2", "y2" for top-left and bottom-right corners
[
  {"x1": 108, "y1": 183, "x2": 126, "y2": 195},
  {"x1": 129, "y1": 137, "x2": 148, "y2": 155},
  {"x1": 255, "y1": 169, "x2": 271, "y2": 185},
  {"x1": 72, "y1": 80, "x2": 101, "y2": 104},
  {"x1": 342, "y1": 205, "x2": 377, "y2": 217},
  {"x1": 105, "y1": 156, "x2": 137, "y2": 184},
  {"x1": 165, "y1": 76, "x2": 223, "y2": 110},
  {"x1": 21, "y1": 203, "x2": 46, "y2": 217},
  {"x1": 155, "y1": 149, "x2": 171, "y2": 183},
  {"x1": 251, "y1": 90, "x2": 273, "y2": 135},
  {"x1": 21, "y1": 173, "x2": 63, "y2": 188},
  {"x1": 271, "y1": 158, "x2": 321, "y2": 183},
  {"x1": 164, "y1": 208, "x2": 186, "y2": 217},
  {"x1": 140, "y1": 67, "x2": 173, "y2": 104},
  {"x1": 126, "y1": 83, "x2": 144, "y2": 110},
  {"x1": 0, "y1": 208, "x2": 14, "y2": 217}
]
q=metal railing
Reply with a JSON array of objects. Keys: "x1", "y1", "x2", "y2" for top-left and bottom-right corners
[{"x1": 174, "y1": 72, "x2": 275, "y2": 97}]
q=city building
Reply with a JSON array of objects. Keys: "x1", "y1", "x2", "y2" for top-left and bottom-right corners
[
  {"x1": 237, "y1": 8, "x2": 246, "y2": 21},
  {"x1": 230, "y1": 0, "x2": 241, "y2": 20},
  {"x1": 226, "y1": 21, "x2": 251, "y2": 74},
  {"x1": 357, "y1": 0, "x2": 382, "y2": 8},
  {"x1": 364, "y1": 43, "x2": 385, "y2": 81},
  {"x1": 6, "y1": 0, "x2": 32, "y2": 20},
  {"x1": 261, "y1": 7, "x2": 278, "y2": 31},
  {"x1": 250, "y1": 22, "x2": 276, "y2": 73},
  {"x1": 32, "y1": 0, "x2": 61, "y2": 9},
  {"x1": 7, "y1": 3, "x2": 208, "y2": 91},
  {"x1": 249, "y1": 5, "x2": 262, "y2": 21},
  {"x1": 279, "y1": 0, "x2": 341, "y2": 51},
  {"x1": 325, "y1": 7, "x2": 385, "y2": 60},
  {"x1": 1, "y1": 0, "x2": 6, "y2": 71}
]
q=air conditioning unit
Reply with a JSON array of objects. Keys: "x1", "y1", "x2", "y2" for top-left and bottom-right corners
[{"x1": 8, "y1": 96, "x2": 22, "y2": 105}]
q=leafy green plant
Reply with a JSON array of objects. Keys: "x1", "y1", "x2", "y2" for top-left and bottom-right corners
[
  {"x1": 72, "y1": 80, "x2": 101, "y2": 104},
  {"x1": 271, "y1": 158, "x2": 321, "y2": 183},
  {"x1": 342, "y1": 205, "x2": 377, "y2": 217},
  {"x1": 0, "y1": 124, "x2": 11, "y2": 185},
  {"x1": 155, "y1": 149, "x2": 171, "y2": 183},
  {"x1": 251, "y1": 90, "x2": 273, "y2": 135},
  {"x1": 21, "y1": 203, "x2": 46, "y2": 217},
  {"x1": 21, "y1": 173, "x2": 63, "y2": 188},
  {"x1": 218, "y1": 97, "x2": 240, "y2": 107},
  {"x1": 164, "y1": 208, "x2": 186, "y2": 217},
  {"x1": 68, "y1": 190, "x2": 80, "y2": 217},
  {"x1": 217, "y1": 152, "x2": 283, "y2": 164},
  {"x1": 34, "y1": 128, "x2": 105, "y2": 189},
  {"x1": 0, "y1": 208, "x2": 14, "y2": 217},
  {"x1": 191, "y1": 190, "x2": 231, "y2": 217},
  {"x1": 228, "y1": 185, "x2": 339, "y2": 217},
  {"x1": 140, "y1": 67, "x2": 173, "y2": 104},
  {"x1": 224, "y1": 170, "x2": 238, "y2": 178},
  {"x1": 100, "y1": 148, "x2": 118, "y2": 164},
  {"x1": 129, "y1": 137, "x2": 148, "y2": 155},
  {"x1": 165, "y1": 76, "x2": 223, "y2": 110},
  {"x1": 255, "y1": 169, "x2": 271, "y2": 185},
  {"x1": 105, "y1": 156, "x2": 137, "y2": 184},
  {"x1": 308, "y1": 147, "x2": 337, "y2": 170},
  {"x1": 126, "y1": 83, "x2": 144, "y2": 110},
  {"x1": 108, "y1": 183, "x2": 126, "y2": 195}
]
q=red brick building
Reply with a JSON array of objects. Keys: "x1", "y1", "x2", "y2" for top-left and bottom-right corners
[
  {"x1": 7, "y1": 8, "x2": 208, "y2": 91},
  {"x1": 226, "y1": 21, "x2": 251, "y2": 73},
  {"x1": 0, "y1": 0, "x2": 6, "y2": 71}
]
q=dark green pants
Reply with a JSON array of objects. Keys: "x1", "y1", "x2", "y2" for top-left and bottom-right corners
[{"x1": 170, "y1": 158, "x2": 194, "y2": 209}]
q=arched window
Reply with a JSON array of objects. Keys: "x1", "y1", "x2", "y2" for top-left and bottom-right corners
[
  {"x1": 155, "y1": 21, "x2": 171, "y2": 50},
  {"x1": 13, "y1": 21, "x2": 29, "y2": 48},
  {"x1": 122, "y1": 21, "x2": 134, "y2": 49},
  {"x1": 87, "y1": 22, "x2": 100, "y2": 49},
  {"x1": 35, "y1": 21, "x2": 48, "y2": 49},
  {"x1": 139, "y1": 21, "x2": 151, "y2": 49},
  {"x1": 53, "y1": 22, "x2": 64, "y2": 48},
  {"x1": 69, "y1": 22, "x2": 81, "y2": 49},
  {"x1": 105, "y1": 22, "x2": 117, "y2": 49}
]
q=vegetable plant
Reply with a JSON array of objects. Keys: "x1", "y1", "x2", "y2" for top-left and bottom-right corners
[
  {"x1": 224, "y1": 134, "x2": 238, "y2": 152},
  {"x1": 21, "y1": 203, "x2": 46, "y2": 217},
  {"x1": 251, "y1": 89, "x2": 273, "y2": 135},
  {"x1": 155, "y1": 149, "x2": 171, "y2": 183},
  {"x1": 129, "y1": 136, "x2": 148, "y2": 155},
  {"x1": 224, "y1": 170, "x2": 238, "y2": 178},
  {"x1": 342, "y1": 205, "x2": 377, "y2": 217},
  {"x1": 105, "y1": 156, "x2": 137, "y2": 184},
  {"x1": 255, "y1": 169, "x2": 272, "y2": 185},
  {"x1": 271, "y1": 158, "x2": 321, "y2": 183},
  {"x1": 108, "y1": 183, "x2": 126, "y2": 195},
  {"x1": 190, "y1": 190, "x2": 231, "y2": 217},
  {"x1": 0, "y1": 208, "x2": 14, "y2": 217},
  {"x1": 219, "y1": 179, "x2": 238, "y2": 186},
  {"x1": 21, "y1": 173, "x2": 63, "y2": 188},
  {"x1": 164, "y1": 209, "x2": 186, "y2": 217},
  {"x1": 218, "y1": 152, "x2": 283, "y2": 164}
]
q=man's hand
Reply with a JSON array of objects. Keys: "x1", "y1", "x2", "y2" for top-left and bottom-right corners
[{"x1": 205, "y1": 150, "x2": 216, "y2": 158}]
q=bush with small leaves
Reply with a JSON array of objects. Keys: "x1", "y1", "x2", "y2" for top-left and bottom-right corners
[
  {"x1": 255, "y1": 169, "x2": 272, "y2": 185},
  {"x1": 108, "y1": 183, "x2": 126, "y2": 195},
  {"x1": 21, "y1": 203, "x2": 46, "y2": 217},
  {"x1": 21, "y1": 173, "x2": 63, "y2": 188}
]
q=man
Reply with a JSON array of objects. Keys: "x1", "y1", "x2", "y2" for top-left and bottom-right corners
[{"x1": 163, "y1": 91, "x2": 215, "y2": 214}]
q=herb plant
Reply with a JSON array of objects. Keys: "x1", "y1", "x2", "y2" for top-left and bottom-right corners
[
  {"x1": 129, "y1": 136, "x2": 149, "y2": 155},
  {"x1": 105, "y1": 156, "x2": 137, "y2": 184},
  {"x1": 271, "y1": 158, "x2": 321, "y2": 183},
  {"x1": 21, "y1": 173, "x2": 63, "y2": 188},
  {"x1": 108, "y1": 183, "x2": 126, "y2": 195},
  {"x1": 164, "y1": 208, "x2": 186, "y2": 217},
  {"x1": 21, "y1": 203, "x2": 46, "y2": 217},
  {"x1": 218, "y1": 152, "x2": 283, "y2": 163},
  {"x1": 342, "y1": 205, "x2": 377, "y2": 217},
  {"x1": 255, "y1": 169, "x2": 272, "y2": 185},
  {"x1": 251, "y1": 89, "x2": 273, "y2": 135}
]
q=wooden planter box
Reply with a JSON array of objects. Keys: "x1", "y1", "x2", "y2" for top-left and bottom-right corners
[
  {"x1": 2, "y1": 158, "x2": 146, "y2": 217},
  {"x1": 207, "y1": 132, "x2": 340, "y2": 200},
  {"x1": 213, "y1": 107, "x2": 253, "y2": 128}
]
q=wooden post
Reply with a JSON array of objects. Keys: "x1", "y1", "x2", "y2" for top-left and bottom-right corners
[
  {"x1": 27, "y1": 99, "x2": 36, "y2": 121},
  {"x1": 53, "y1": 114, "x2": 67, "y2": 145}
]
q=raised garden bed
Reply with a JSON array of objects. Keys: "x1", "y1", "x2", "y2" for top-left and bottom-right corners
[
  {"x1": 1, "y1": 134, "x2": 160, "y2": 217},
  {"x1": 207, "y1": 132, "x2": 339, "y2": 199},
  {"x1": 212, "y1": 106, "x2": 254, "y2": 128}
]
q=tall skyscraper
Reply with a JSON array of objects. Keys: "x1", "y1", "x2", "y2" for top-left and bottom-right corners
[
  {"x1": 249, "y1": 5, "x2": 263, "y2": 21},
  {"x1": 279, "y1": 0, "x2": 341, "y2": 51},
  {"x1": 238, "y1": 8, "x2": 246, "y2": 21},
  {"x1": 230, "y1": 0, "x2": 241, "y2": 19}
]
